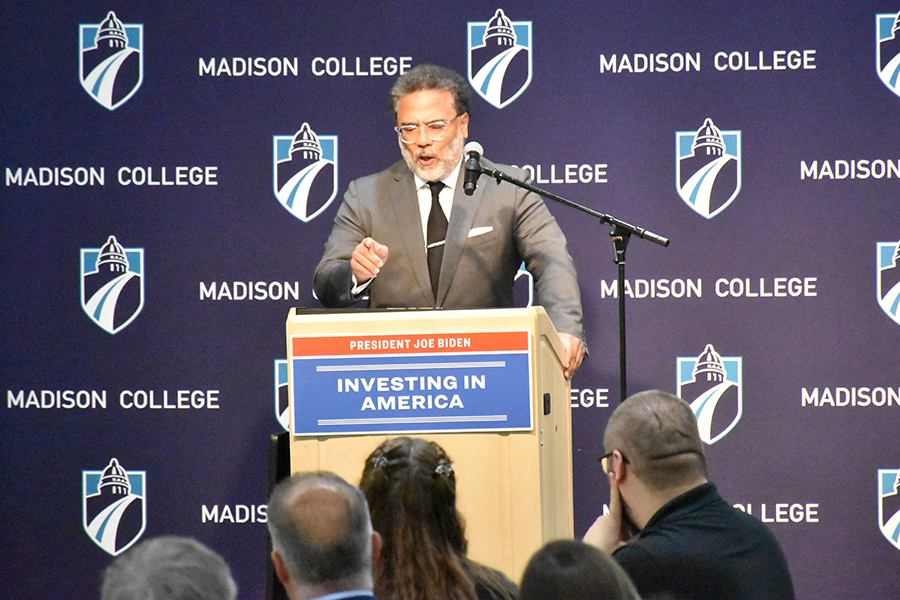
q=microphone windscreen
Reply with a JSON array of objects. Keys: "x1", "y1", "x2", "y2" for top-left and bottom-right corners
[{"x1": 464, "y1": 141, "x2": 483, "y2": 156}]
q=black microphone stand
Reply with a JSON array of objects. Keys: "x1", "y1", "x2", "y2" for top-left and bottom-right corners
[{"x1": 474, "y1": 165, "x2": 670, "y2": 403}]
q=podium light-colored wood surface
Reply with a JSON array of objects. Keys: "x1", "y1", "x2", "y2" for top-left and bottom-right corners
[{"x1": 285, "y1": 307, "x2": 574, "y2": 581}]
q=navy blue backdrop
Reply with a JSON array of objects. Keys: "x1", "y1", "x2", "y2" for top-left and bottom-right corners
[{"x1": 3, "y1": 1, "x2": 900, "y2": 598}]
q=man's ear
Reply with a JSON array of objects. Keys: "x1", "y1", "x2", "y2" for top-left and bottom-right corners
[
  {"x1": 272, "y1": 550, "x2": 291, "y2": 588},
  {"x1": 611, "y1": 450, "x2": 628, "y2": 484},
  {"x1": 371, "y1": 530, "x2": 383, "y2": 563}
]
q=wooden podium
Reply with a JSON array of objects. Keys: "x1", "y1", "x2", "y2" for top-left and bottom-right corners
[{"x1": 285, "y1": 307, "x2": 573, "y2": 580}]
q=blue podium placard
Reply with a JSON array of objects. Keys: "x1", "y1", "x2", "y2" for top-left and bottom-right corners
[{"x1": 290, "y1": 330, "x2": 533, "y2": 436}]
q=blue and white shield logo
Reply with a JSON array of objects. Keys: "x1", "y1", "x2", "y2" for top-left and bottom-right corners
[
  {"x1": 79, "y1": 12, "x2": 143, "y2": 110},
  {"x1": 877, "y1": 12, "x2": 900, "y2": 97},
  {"x1": 275, "y1": 359, "x2": 290, "y2": 431},
  {"x1": 81, "y1": 236, "x2": 144, "y2": 334},
  {"x1": 676, "y1": 119, "x2": 741, "y2": 219},
  {"x1": 879, "y1": 469, "x2": 900, "y2": 551},
  {"x1": 83, "y1": 458, "x2": 146, "y2": 556},
  {"x1": 468, "y1": 9, "x2": 533, "y2": 109},
  {"x1": 877, "y1": 240, "x2": 900, "y2": 325},
  {"x1": 274, "y1": 123, "x2": 338, "y2": 222},
  {"x1": 677, "y1": 344, "x2": 742, "y2": 444}
]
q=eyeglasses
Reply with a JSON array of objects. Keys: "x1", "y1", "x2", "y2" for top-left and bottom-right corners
[
  {"x1": 598, "y1": 451, "x2": 629, "y2": 473},
  {"x1": 395, "y1": 114, "x2": 463, "y2": 143}
]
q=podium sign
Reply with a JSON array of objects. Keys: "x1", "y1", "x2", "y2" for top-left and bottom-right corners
[{"x1": 290, "y1": 330, "x2": 533, "y2": 436}]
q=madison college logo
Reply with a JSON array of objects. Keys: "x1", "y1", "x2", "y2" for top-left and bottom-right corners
[
  {"x1": 677, "y1": 344, "x2": 742, "y2": 444},
  {"x1": 877, "y1": 240, "x2": 900, "y2": 326},
  {"x1": 79, "y1": 11, "x2": 143, "y2": 110},
  {"x1": 83, "y1": 458, "x2": 146, "y2": 556},
  {"x1": 676, "y1": 118, "x2": 741, "y2": 219},
  {"x1": 274, "y1": 123, "x2": 338, "y2": 222},
  {"x1": 877, "y1": 11, "x2": 900, "y2": 97},
  {"x1": 274, "y1": 359, "x2": 290, "y2": 431},
  {"x1": 81, "y1": 236, "x2": 144, "y2": 334},
  {"x1": 468, "y1": 9, "x2": 533, "y2": 109},
  {"x1": 879, "y1": 469, "x2": 900, "y2": 551}
]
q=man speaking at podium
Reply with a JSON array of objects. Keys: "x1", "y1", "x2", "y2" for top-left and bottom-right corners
[{"x1": 313, "y1": 64, "x2": 586, "y2": 378}]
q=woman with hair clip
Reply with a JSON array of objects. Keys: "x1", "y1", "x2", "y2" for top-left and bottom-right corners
[{"x1": 359, "y1": 437, "x2": 518, "y2": 600}]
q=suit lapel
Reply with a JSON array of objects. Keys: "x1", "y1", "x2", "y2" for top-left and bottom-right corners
[
  {"x1": 388, "y1": 165, "x2": 434, "y2": 305},
  {"x1": 437, "y1": 167, "x2": 484, "y2": 304}
]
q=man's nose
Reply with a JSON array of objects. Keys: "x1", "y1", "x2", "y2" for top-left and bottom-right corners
[{"x1": 413, "y1": 128, "x2": 433, "y2": 146}]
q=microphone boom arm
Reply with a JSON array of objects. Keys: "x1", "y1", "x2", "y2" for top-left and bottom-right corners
[{"x1": 481, "y1": 166, "x2": 669, "y2": 247}]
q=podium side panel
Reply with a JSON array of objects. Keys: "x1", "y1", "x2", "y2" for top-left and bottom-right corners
[
  {"x1": 507, "y1": 431, "x2": 543, "y2": 580},
  {"x1": 536, "y1": 330, "x2": 575, "y2": 540}
]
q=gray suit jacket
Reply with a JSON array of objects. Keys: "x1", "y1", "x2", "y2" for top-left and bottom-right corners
[{"x1": 313, "y1": 158, "x2": 586, "y2": 343}]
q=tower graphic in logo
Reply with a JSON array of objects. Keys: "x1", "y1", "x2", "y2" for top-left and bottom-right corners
[
  {"x1": 676, "y1": 118, "x2": 741, "y2": 219},
  {"x1": 274, "y1": 124, "x2": 338, "y2": 222},
  {"x1": 81, "y1": 236, "x2": 144, "y2": 334},
  {"x1": 877, "y1": 240, "x2": 900, "y2": 326},
  {"x1": 879, "y1": 469, "x2": 900, "y2": 551},
  {"x1": 83, "y1": 458, "x2": 146, "y2": 556},
  {"x1": 877, "y1": 12, "x2": 900, "y2": 98},
  {"x1": 468, "y1": 9, "x2": 533, "y2": 109},
  {"x1": 677, "y1": 344, "x2": 742, "y2": 444},
  {"x1": 79, "y1": 11, "x2": 143, "y2": 110},
  {"x1": 274, "y1": 359, "x2": 290, "y2": 431}
]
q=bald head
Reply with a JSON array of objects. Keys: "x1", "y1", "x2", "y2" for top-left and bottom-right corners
[
  {"x1": 267, "y1": 472, "x2": 373, "y2": 590},
  {"x1": 293, "y1": 484, "x2": 355, "y2": 543},
  {"x1": 604, "y1": 390, "x2": 707, "y2": 490}
]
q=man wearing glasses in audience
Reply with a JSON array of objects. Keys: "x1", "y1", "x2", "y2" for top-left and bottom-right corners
[
  {"x1": 585, "y1": 390, "x2": 795, "y2": 600},
  {"x1": 314, "y1": 63, "x2": 586, "y2": 378}
]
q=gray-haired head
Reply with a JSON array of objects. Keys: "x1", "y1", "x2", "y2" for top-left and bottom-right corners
[
  {"x1": 267, "y1": 471, "x2": 374, "y2": 589},
  {"x1": 100, "y1": 535, "x2": 237, "y2": 600},
  {"x1": 389, "y1": 64, "x2": 472, "y2": 122}
]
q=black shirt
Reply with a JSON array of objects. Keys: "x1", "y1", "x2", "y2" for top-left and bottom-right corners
[{"x1": 612, "y1": 483, "x2": 794, "y2": 600}]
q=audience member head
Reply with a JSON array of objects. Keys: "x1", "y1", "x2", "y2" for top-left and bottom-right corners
[
  {"x1": 267, "y1": 471, "x2": 379, "y2": 600},
  {"x1": 389, "y1": 63, "x2": 472, "y2": 122},
  {"x1": 603, "y1": 390, "x2": 707, "y2": 492},
  {"x1": 361, "y1": 436, "x2": 502, "y2": 600},
  {"x1": 520, "y1": 539, "x2": 642, "y2": 600},
  {"x1": 100, "y1": 535, "x2": 237, "y2": 600}
]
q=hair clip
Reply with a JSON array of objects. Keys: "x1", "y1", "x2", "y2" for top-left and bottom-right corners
[
  {"x1": 434, "y1": 463, "x2": 453, "y2": 476},
  {"x1": 372, "y1": 455, "x2": 388, "y2": 469}
]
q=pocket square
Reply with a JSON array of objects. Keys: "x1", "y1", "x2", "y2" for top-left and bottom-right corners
[{"x1": 467, "y1": 226, "x2": 494, "y2": 238}]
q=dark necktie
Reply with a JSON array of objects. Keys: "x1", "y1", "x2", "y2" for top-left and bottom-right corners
[{"x1": 426, "y1": 181, "x2": 447, "y2": 300}]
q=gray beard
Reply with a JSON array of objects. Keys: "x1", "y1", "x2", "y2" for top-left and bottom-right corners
[{"x1": 400, "y1": 131, "x2": 464, "y2": 182}]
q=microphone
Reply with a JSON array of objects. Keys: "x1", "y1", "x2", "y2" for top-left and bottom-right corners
[{"x1": 463, "y1": 141, "x2": 483, "y2": 196}]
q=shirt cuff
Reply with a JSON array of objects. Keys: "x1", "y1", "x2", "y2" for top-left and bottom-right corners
[{"x1": 351, "y1": 272, "x2": 373, "y2": 296}]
